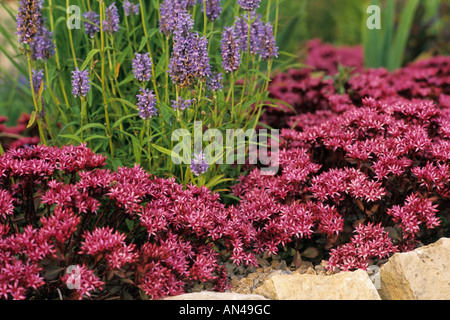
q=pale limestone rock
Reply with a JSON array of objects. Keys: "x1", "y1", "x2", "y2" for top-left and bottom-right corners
[
  {"x1": 379, "y1": 237, "x2": 450, "y2": 300},
  {"x1": 254, "y1": 269, "x2": 380, "y2": 300},
  {"x1": 164, "y1": 291, "x2": 269, "y2": 300}
]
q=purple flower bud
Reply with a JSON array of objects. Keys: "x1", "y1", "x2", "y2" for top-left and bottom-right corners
[
  {"x1": 136, "y1": 87, "x2": 158, "y2": 119},
  {"x1": 220, "y1": 27, "x2": 241, "y2": 73},
  {"x1": 132, "y1": 52, "x2": 152, "y2": 82},
  {"x1": 171, "y1": 98, "x2": 192, "y2": 111},
  {"x1": 83, "y1": 11, "x2": 100, "y2": 38},
  {"x1": 190, "y1": 151, "x2": 209, "y2": 176},
  {"x1": 237, "y1": 0, "x2": 261, "y2": 11},
  {"x1": 198, "y1": 0, "x2": 222, "y2": 21},
  {"x1": 103, "y1": 2, "x2": 120, "y2": 34},
  {"x1": 71, "y1": 67, "x2": 91, "y2": 98}
]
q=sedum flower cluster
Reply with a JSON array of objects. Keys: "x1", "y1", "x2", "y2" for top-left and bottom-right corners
[
  {"x1": 237, "y1": 43, "x2": 450, "y2": 271},
  {"x1": 0, "y1": 144, "x2": 261, "y2": 300}
]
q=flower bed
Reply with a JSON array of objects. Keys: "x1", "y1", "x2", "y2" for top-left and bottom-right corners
[{"x1": 0, "y1": 0, "x2": 449, "y2": 300}]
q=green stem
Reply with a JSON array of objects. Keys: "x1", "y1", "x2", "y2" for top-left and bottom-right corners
[
  {"x1": 26, "y1": 55, "x2": 47, "y2": 146},
  {"x1": 139, "y1": 0, "x2": 160, "y2": 104},
  {"x1": 239, "y1": 11, "x2": 253, "y2": 117},
  {"x1": 66, "y1": 0, "x2": 77, "y2": 67},
  {"x1": 48, "y1": 0, "x2": 71, "y2": 116},
  {"x1": 202, "y1": 0, "x2": 208, "y2": 35},
  {"x1": 80, "y1": 97, "x2": 86, "y2": 142},
  {"x1": 146, "y1": 120, "x2": 152, "y2": 170},
  {"x1": 100, "y1": 1, "x2": 114, "y2": 158},
  {"x1": 165, "y1": 36, "x2": 170, "y2": 105}
]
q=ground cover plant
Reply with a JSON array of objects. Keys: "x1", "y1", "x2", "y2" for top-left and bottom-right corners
[
  {"x1": 254, "y1": 41, "x2": 450, "y2": 270},
  {"x1": 0, "y1": 143, "x2": 260, "y2": 299},
  {"x1": 0, "y1": 0, "x2": 449, "y2": 300}
]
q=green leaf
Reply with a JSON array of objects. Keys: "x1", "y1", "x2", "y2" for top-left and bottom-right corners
[
  {"x1": 112, "y1": 114, "x2": 138, "y2": 129},
  {"x1": 205, "y1": 175, "x2": 233, "y2": 189},
  {"x1": 387, "y1": 0, "x2": 420, "y2": 70},
  {"x1": 107, "y1": 97, "x2": 137, "y2": 110},
  {"x1": 278, "y1": 51, "x2": 300, "y2": 59},
  {"x1": 151, "y1": 143, "x2": 181, "y2": 160},
  {"x1": 84, "y1": 135, "x2": 109, "y2": 142},
  {"x1": 73, "y1": 123, "x2": 107, "y2": 136},
  {"x1": 58, "y1": 134, "x2": 83, "y2": 143},
  {"x1": 81, "y1": 49, "x2": 100, "y2": 71},
  {"x1": 248, "y1": 69, "x2": 271, "y2": 82},
  {"x1": 131, "y1": 136, "x2": 142, "y2": 163},
  {"x1": 138, "y1": 36, "x2": 149, "y2": 52},
  {"x1": 27, "y1": 111, "x2": 36, "y2": 128},
  {"x1": 111, "y1": 159, "x2": 123, "y2": 172},
  {"x1": 116, "y1": 74, "x2": 135, "y2": 87},
  {"x1": 125, "y1": 218, "x2": 134, "y2": 231}
]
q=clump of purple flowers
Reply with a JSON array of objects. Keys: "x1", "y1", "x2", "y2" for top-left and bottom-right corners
[
  {"x1": 132, "y1": 52, "x2": 152, "y2": 82},
  {"x1": 71, "y1": 67, "x2": 91, "y2": 98},
  {"x1": 220, "y1": 27, "x2": 241, "y2": 73},
  {"x1": 237, "y1": 0, "x2": 261, "y2": 11},
  {"x1": 190, "y1": 151, "x2": 209, "y2": 175},
  {"x1": 103, "y1": 2, "x2": 120, "y2": 34},
  {"x1": 83, "y1": 11, "x2": 100, "y2": 38},
  {"x1": 123, "y1": 0, "x2": 140, "y2": 16},
  {"x1": 199, "y1": 0, "x2": 222, "y2": 21},
  {"x1": 136, "y1": 87, "x2": 158, "y2": 119}
]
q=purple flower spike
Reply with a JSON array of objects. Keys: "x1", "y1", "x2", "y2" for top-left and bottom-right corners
[
  {"x1": 207, "y1": 72, "x2": 223, "y2": 91},
  {"x1": 190, "y1": 151, "x2": 209, "y2": 176},
  {"x1": 83, "y1": 11, "x2": 100, "y2": 38},
  {"x1": 71, "y1": 67, "x2": 91, "y2": 98},
  {"x1": 160, "y1": 0, "x2": 188, "y2": 36},
  {"x1": 31, "y1": 69, "x2": 45, "y2": 94},
  {"x1": 132, "y1": 52, "x2": 152, "y2": 82},
  {"x1": 259, "y1": 22, "x2": 278, "y2": 61},
  {"x1": 136, "y1": 88, "x2": 158, "y2": 119},
  {"x1": 237, "y1": 0, "x2": 261, "y2": 11},
  {"x1": 29, "y1": 18, "x2": 55, "y2": 61},
  {"x1": 103, "y1": 2, "x2": 120, "y2": 34},
  {"x1": 16, "y1": 0, "x2": 43, "y2": 44},
  {"x1": 198, "y1": 0, "x2": 222, "y2": 21},
  {"x1": 123, "y1": 0, "x2": 140, "y2": 16},
  {"x1": 234, "y1": 13, "x2": 265, "y2": 55},
  {"x1": 220, "y1": 27, "x2": 241, "y2": 73},
  {"x1": 169, "y1": 31, "x2": 211, "y2": 87},
  {"x1": 171, "y1": 98, "x2": 192, "y2": 111}
]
